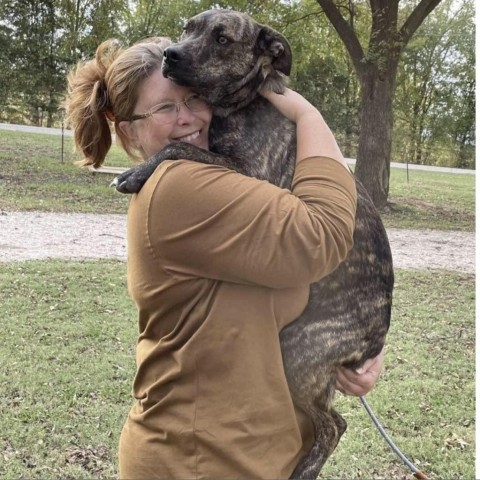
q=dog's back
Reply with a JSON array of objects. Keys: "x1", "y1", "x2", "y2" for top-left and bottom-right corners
[{"x1": 210, "y1": 85, "x2": 393, "y2": 410}]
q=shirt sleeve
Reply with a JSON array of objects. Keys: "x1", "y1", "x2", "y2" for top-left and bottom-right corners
[{"x1": 144, "y1": 157, "x2": 357, "y2": 289}]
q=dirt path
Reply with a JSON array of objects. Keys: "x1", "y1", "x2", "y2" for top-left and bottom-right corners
[{"x1": 0, "y1": 211, "x2": 475, "y2": 273}]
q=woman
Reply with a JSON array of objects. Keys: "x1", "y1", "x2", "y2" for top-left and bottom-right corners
[{"x1": 66, "y1": 37, "x2": 383, "y2": 479}]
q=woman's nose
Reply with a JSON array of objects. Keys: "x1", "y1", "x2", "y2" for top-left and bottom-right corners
[{"x1": 176, "y1": 103, "x2": 196, "y2": 124}]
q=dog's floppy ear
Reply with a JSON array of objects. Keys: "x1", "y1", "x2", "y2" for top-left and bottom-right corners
[{"x1": 257, "y1": 26, "x2": 292, "y2": 76}]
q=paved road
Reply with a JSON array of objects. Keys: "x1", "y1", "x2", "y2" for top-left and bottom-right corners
[{"x1": 0, "y1": 122, "x2": 72, "y2": 137}]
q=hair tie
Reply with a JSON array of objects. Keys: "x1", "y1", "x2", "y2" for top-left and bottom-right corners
[
  {"x1": 105, "y1": 109, "x2": 116, "y2": 122},
  {"x1": 93, "y1": 78, "x2": 114, "y2": 122}
]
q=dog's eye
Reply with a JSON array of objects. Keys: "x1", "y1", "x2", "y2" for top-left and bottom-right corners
[{"x1": 217, "y1": 35, "x2": 229, "y2": 45}]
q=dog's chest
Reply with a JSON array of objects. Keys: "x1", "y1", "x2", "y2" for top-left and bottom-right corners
[{"x1": 209, "y1": 98, "x2": 296, "y2": 186}]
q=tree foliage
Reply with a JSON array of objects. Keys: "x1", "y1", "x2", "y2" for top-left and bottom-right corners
[
  {"x1": 0, "y1": 0, "x2": 126, "y2": 125},
  {"x1": 0, "y1": 0, "x2": 474, "y2": 178},
  {"x1": 1, "y1": 0, "x2": 60, "y2": 126},
  {"x1": 394, "y1": 0, "x2": 475, "y2": 168}
]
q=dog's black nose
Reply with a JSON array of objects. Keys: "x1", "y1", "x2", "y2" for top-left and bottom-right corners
[{"x1": 164, "y1": 46, "x2": 183, "y2": 64}]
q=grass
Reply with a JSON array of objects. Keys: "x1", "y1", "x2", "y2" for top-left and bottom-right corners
[
  {"x1": 0, "y1": 129, "x2": 475, "y2": 231},
  {"x1": 384, "y1": 168, "x2": 475, "y2": 232},
  {"x1": 0, "y1": 260, "x2": 134, "y2": 479},
  {"x1": 0, "y1": 130, "x2": 131, "y2": 214},
  {"x1": 0, "y1": 261, "x2": 474, "y2": 479},
  {"x1": 321, "y1": 270, "x2": 475, "y2": 479}
]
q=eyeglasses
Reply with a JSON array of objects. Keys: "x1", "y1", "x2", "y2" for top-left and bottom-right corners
[{"x1": 127, "y1": 94, "x2": 210, "y2": 124}]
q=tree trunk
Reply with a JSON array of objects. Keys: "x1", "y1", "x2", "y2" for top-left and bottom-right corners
[
  {"x1": 315, "y1": 0, "x2": 444, "y2": 208},
  {"x1": 355, "y1": 70, "x2": 396, "y2": 209}
]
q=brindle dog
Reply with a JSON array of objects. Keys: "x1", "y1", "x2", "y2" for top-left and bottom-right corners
[{"x1": 113, "y1": 9, "x2": 394, "y2": 479}]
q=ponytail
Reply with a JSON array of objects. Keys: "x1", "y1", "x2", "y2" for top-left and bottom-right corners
[{"x1": 65, "y1": 40, "x2": 123, "y2": 168}]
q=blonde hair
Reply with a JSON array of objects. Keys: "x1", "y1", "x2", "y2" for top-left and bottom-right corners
[{"x1": 65, "y1": 37, "x2": 172, "y2": 168}]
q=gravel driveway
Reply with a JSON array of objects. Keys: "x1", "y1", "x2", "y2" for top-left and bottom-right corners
[{"x1": 0, "y1": 211, "x2": 475, "y2": 273}]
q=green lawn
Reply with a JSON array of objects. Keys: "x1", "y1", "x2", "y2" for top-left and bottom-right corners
[
  {"x1": 0, "y1": 130, "x2": 131, "y2": 214},
  {"x1": 385, "y1": 167, "x2": 475, "y2": 231},
  {"x1": 0, "y1": 128, "x2": 475, "y2": 479},
  {"x1": 0, "y1": 129, "x2": 475, "y2": 231},
  {"x1": 0, "y1": 261, "x2": 474, "y2": 479}
]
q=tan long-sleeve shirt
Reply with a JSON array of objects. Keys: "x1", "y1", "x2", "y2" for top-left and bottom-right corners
[{"x1": 119, "y1": 157, "x2": 357, "y2": 479}]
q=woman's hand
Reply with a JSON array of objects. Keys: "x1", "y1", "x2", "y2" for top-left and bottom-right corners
[{"x1": 335, "y1": 349, "x2": 384, "y2": 397}]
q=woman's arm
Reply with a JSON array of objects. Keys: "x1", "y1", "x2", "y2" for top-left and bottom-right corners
[
  {"x1": 145, "y1": 157, "x2": 355, "y2": 288},
  {"x1": 260, "y1": 88, "x2": 349, "y2": 169}
]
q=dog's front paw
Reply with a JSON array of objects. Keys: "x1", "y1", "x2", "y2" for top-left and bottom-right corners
[{"x1": 111, "y1": 167, "x2": 149, "y2": 194}]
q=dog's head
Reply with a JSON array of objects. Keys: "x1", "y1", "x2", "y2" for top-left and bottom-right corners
[{"x1": 162, "y1": 9, "x2": 292, "y2": 116}]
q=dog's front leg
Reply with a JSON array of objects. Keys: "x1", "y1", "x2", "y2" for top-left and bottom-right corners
[
  {"x1": 112, "y1": 142, "x2": 246, "y2": 194},
  {"x1": 112, "y1": 153, "x2": 164, "y2": 194}
]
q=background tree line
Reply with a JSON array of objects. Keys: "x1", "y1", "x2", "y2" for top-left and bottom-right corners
[{"x1": 0, "y1": 0, "x2": 474, "y2": 175}]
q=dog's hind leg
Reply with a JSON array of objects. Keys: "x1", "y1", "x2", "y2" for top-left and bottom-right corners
[{"x1": 290, "y1": 408, "x2": 346, "y2": 480}]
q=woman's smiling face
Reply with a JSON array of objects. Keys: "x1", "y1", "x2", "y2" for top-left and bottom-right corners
[{"x1": 119, "y1": 68, "x2": 212, "y2": 159}]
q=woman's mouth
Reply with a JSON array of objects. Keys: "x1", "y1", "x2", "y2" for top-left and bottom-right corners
[{"x1": 175, "y1": 130, "x2": 200, "y2": 143}]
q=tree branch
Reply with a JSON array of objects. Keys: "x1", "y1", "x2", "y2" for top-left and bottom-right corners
[
  {"x1": 279, "y1": 10, "x2": 323, "y2": 29},
  {"x1": 399, "y1": 0, "x2": 443, "y2": 46},
  {"x1": 315, "y1": 0, "x2": 365, "y2": 75}
]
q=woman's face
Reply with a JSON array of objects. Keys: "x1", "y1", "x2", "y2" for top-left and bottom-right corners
[{"x1": 120, "y1": 68, "x2": 212, "y2": 158}]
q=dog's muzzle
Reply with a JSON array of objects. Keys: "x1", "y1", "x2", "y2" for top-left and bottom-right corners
[
  {"x1": 164, "y1": 46, "x2": 184, "y2": 65},
  {"x1": 162, "y1": 46, "x2": 191, "y2": 84}
]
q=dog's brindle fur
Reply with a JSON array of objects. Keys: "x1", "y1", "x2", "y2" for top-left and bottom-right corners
[{"x1": 114, "y1": 10, "x2": 394, "y2": 479}]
